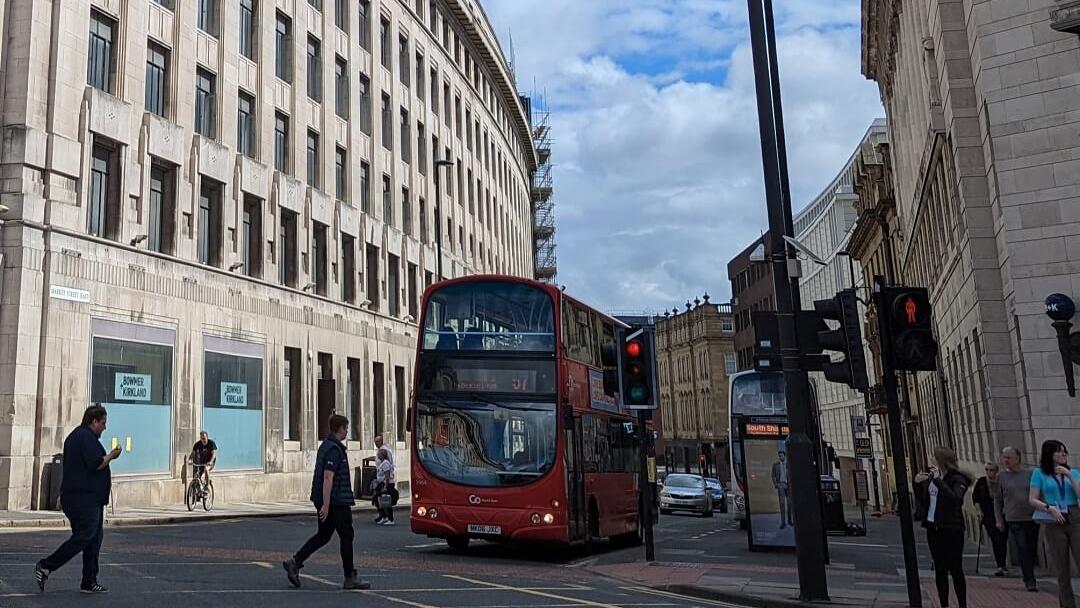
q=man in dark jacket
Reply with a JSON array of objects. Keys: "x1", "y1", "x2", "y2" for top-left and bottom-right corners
[
  {"x1": 283, "y1": 414, "x2": 369, "y2": 590},
  {"x1": 973, "y1": 462, "x2": 1008, "y2": 575},
  {"x1": 34, "y1": 405, "x2": 122, "y2": 594}
]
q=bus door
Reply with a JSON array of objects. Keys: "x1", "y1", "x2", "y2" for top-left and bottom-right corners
[{"x1": 564, "y1": 416, "x2": 586, "y2": 542}]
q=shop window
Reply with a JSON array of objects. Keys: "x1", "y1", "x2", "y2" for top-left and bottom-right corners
[
  {"x1": 203, "y1": 338, "x2": 265, "y2": 470},
  {"x1": 284, "y1": 346, "x2": 302, "y2": 441}
]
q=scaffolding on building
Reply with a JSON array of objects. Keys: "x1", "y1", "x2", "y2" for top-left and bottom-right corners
[{"x1": 529, "y1": 96, "x2": 557, "y2": 282}]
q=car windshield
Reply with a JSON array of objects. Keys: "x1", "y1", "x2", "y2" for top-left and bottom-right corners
[
  {"x1": 664, "y1": 474, "x2": 702, "y2": 488},
  {"x1": 415, "y1": 395, "x2": 557, "y2": 487}
]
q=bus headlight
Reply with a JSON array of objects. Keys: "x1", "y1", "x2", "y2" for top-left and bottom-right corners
[
  {"x1": 551, "y1": 499, "x2": 560, "y2": 508},
  {"x1": 429, "y1": 509, "x2": 438, "y2": 519},
  {"x1": 417, "y1": 507, "x2": 428, "y2": 517},
  {"x1": 530, "y1": 513, "x2": 541, "y2": 524},
  {"x1": 543, "y1": 513, "x2": 555, "y2": 525}
]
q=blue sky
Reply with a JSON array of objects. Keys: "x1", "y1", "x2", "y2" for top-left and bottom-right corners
[{"x1": 483, "y1": 0, "x2": 883, "y2": 314}]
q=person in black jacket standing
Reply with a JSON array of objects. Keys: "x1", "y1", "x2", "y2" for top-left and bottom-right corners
[
  {"x1": 283, "y1": 414, "x2": 369, "y2": 590},
  {"x1": 915, "y1": 446, "x2": 973, "y2": 608},
  {"x1": 34, "y1": 405, "x2": 122, "y2": 594},
  {"x1": 973, "y1": 461, "x2": 1008, "y2": 576}
]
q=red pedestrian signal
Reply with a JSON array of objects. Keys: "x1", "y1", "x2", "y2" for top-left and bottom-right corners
[{"x1": 884, "y1": 287, "x2": 937, "y2": 371}]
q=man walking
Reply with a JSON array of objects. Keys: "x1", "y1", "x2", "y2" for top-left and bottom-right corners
[
  {"x1": 283, "y1": 414, "x2": 369, "y2": 590},
  {"x1": 973, "y1": 462, "x2": 1008, "y2": 575},
  {"x1": 994, "y1": 446, "x2": 1038, "y2": 591},
  {"x1": 772, "y1": 451, "x2": 793, "y2": 528},
  {"x1": 34, "y1": 405, "x2": 122, "y2": 594}
]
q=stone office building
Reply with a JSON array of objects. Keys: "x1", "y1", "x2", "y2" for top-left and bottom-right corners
[
  {"x1": 0, "y1": 0, "x2": 537, "y2": 510},
  {"x1": 655, "y1": 297, "x2": 737, "y2": 480},
  {"x1": 862, "y1": 0, "x2": 1080, "y2": 467}
]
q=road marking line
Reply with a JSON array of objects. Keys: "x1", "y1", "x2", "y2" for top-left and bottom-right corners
[
  {"x1": 830, "y1": 541, "x2": 889, "y2": 548},
  {"x1": 358, "y1": 590, "x2": 440, "y2": 608},
  {"x1": 300, "y1": 572, "x2": 339, "y2": 587},
  {"x1": 563, "y1": 556, "x2": 599, "y2": 568},
  {"x1": 405, "y1": 542, "x2": 446, "y2": 548},
  {"x1": 445, "y1": 574, "x2": 622, "y2": 608},
  {"x1": 252, "y1": 561, "x2": 272, "y2": 569},
  {"x1": 621, "y1": 586, "x2": 746, "y2": 607}
]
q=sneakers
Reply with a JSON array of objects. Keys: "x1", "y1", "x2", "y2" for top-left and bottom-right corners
[
  {"x1": 282, "y1": 558, "x2": 302, "y2": 588},
  {"x1": 79, "y1": 582, "x2": 108, "y2": 594},
  {"x1": 33, "y1": 562, "x2": 48, "y2": 592},
  {"x1": 342, "y1": 571, "x2": 371, "y2": 590},
  {"x1": 379, "y1": 519, "x2": 396, "y2": 526},
  {"x1": 994, "y1": 567, "x2": 1007, "y2": 577},
  {"x1": 1026, "y1": 581, "x2": 1038, "y2": 592},
  {"x1": 374, "y1": 516, "x2": 385, "y2": 524}
]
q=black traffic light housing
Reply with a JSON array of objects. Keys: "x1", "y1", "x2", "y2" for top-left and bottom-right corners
[
  {"x1": 752, "y1": 311, "x2": 781, "y2": 373},
  {"x1": 615, "y1": 326, "x2": 659, "y2": 409},
  {"x1": 883, "y1": 287, "x2": 938, "y2": 371},
  {"x1": 801, "y1": 288, "x2": 869, "y2": 391}
]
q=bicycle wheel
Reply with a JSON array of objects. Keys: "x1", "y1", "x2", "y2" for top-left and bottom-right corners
[
  {"x1": 202, "y1": 482, "x2": 214, "y2": 512},
  {"x1": 185, "y1": 482, "x2": 197, "y2": 512}
]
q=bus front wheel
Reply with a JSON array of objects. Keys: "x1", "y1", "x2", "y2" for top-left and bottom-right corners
[{"x1": 446, "y1": 537, "x2": 469, "y2": 552}]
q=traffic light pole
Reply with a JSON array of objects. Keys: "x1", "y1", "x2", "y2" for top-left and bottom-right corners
[
  {"x1": 638, "y1": 409, "x2": 655, "y2": 562},
  {"x1": 747, "y1": 0, "x2": 829, "y2": 601},
  {"x1": 873, "y1": 275, "x2": 922, "y2": 608}
]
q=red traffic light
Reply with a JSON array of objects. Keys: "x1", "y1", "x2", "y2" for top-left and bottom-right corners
[{"x1": 625, "y1": 340, "x2": 642, "y2": 358}]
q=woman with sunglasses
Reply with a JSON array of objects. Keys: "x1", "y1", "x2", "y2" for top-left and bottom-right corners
[{"x1": 1029, "y1": 439, "x2": 1080, "y2": 608}]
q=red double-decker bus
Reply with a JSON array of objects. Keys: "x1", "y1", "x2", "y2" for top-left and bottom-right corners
[{"x1": 409, "y1": 275, "x2": 643, "y2": 549}]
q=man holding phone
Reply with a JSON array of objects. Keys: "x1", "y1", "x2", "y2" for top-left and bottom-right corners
[{"x1": 34, "y1": 405, "x2": 121, "y2": 594}]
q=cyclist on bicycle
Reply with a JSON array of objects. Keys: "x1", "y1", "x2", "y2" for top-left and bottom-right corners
[{"x1": 190, "y1": 431, "x2": 217, "y2": 487}]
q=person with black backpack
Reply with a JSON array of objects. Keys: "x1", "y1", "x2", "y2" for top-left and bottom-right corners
[{"x1": 283, "y1": 414, "x2": 369, "y2": 590}]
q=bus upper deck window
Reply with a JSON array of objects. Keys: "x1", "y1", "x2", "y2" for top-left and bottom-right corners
[{"x1": 436, "y1": 326, "x2": 459, "y2": 350}]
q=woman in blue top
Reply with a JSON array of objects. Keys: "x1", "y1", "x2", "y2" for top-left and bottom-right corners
[{"x1": 1029, "y1": 439, "x2": 1080, "y2": 608}]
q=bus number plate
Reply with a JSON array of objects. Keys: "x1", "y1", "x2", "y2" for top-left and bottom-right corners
[{"x1": 467, "y1": 524, "x2": 501, "y2": 536}]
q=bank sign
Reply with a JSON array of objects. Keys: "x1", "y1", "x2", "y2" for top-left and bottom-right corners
[
  {"x1": 220, "y1": 382, "x2": 248, "y2": 407},
  {"x1": 114, "y1": 373, "x2": 152, "y2": 401}
]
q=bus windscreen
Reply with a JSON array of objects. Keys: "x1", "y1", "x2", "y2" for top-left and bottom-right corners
[
  {"x1": 731, "y1": 373, "x2": 787, "y2": 417},
  {"x1": 422, "y1": 281, "x2": 555, "y2": 352}
]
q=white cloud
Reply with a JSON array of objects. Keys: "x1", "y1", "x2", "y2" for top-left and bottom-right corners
[{"x1": 483, "y1": 0, "x2": 882, "y2": 313}]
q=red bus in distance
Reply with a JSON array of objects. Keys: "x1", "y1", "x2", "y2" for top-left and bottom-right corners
[{"x1": 409, "y1": 275, "x2": 643, "y2": 550}]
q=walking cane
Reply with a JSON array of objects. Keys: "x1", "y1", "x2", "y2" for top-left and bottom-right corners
[{"x1": 975, "y1": 519, "x2": 983, "y2": 574}]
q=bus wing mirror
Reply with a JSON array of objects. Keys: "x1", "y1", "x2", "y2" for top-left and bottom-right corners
[{"x1": 406, "y1": 406, "x2": 414, "y2": 434}]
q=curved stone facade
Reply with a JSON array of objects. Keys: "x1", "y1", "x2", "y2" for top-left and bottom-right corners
[{"x1": 0, "y1": 0, "x2": 535, "y2": 509}]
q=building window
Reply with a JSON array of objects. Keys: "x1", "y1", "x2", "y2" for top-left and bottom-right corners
[
  {"x1": 198, "y1": 0, "x2": 219, "y2": 36},
  {"x1": 380, "y1": 93, "x2": 392, "y2": 150},
  {"x1": 237, "y1": 90, "x2": 256, "y2": 158},
  {"x1": 379, "y1": 17, "x2": 391, "y2": 70},
  {"x1": 306, "y1": 36, "x2": 322, "y2": 101},
  {"x1": 358, "y1": 74, "x2": 372, "y2": 135},
  {"x1": 358, "y1": 1, "x2": 371, "y2": 50},
  {"x1": 454, "y1": 94, "x2": 462, "y2": 138},
  {"x1": 387, "y1": 254, "x2": 400, "y2": 317},
  {"x1": 398, "y1": 35, "x2": 410, "y2": 86},
  {"x1": 306, "y1": 130, "x2": 320, "y2": 188},
  {"x1": 90, "y1": 321, "x2": 175, "y2": 475},
  {"x1": 443, "y1": 83, "x2": 451, "y2": 128},
  {"x1": 145, "y1": 41, "x2": 169, "y2": 116},
  {"x1": 307, "y1": 0, "x2": 322, "y2": 9},
  {"x1": 274, "y1": 112, "x2": 289, "y2": 172},
  {"x1": 428, "y1": 0, "x2": 436, "y2": 30},
  {"x1": 242, "y1": 196, "x2": 263, "y2": 278},
  {"x1": 239, "y1": 0, "x2": 257, "y2": 60},
  {"x1": 360, "y1": 161, "x2": 371, "y2": 213},
  {"x1": 335, "y1": 146, "x2": 347, "y2": 201},
  {"x1": 366, "y1": 244, "x2": 380, "y2": 311},
  {"x1": 417, "y1": 122, "x2": 427, "y2": 176},
  {"x1": 394, "y1": 365, "x2": 406, "y2": 441},
  {"x1": 202, "y1": 338, "x2": 264, "y2": 470},
  {"x1": 415, "y1": 0, "x2": 424, "y2": 22},
  {"x1": 148, "y1": 163, "x2": 176, "y2": 254},
  {"x1": 275, "y1": 12, "x2": 292, "y2": 81},
  {"x1": 419, "y1": 197, "x2": 427, "y2": 244},
  {"x1": 284, "y1": 347, "x2": 302, "y2": 441},
  {"x1": 416, "y1": 53, "x2": 425, "y2": 101},
  {"x1": 430, "y1": 67, "x2": 439, "y2": 114},
  {"x1": 382, "y1": 174, "x2": 392, "y2": 226},
  {"x1": 372, "y1": 360, "x2": 385, "y2": 433},
  {"x1": 722, "y1": 318, "x2": 734, "y2": 333},
  {"x1": 198, "y1": 179, "x2": 223, "y2": 267},
  {"x1": 194, "y1": 67, "x2": 216, "y2": 138},
  {"x1": 724, "y1": 353, "x2": 737, "y2": 376},
  {"x1": 402, "y1": 187, "x2": 412, "y2": 235},
  {"x1": 334, "y1": 0, "x2": 347, "y2": 30},
  {"x1": 341, "y1": 234, "x2": 356, "y2": 303},
  {"x1": 313, "y1": 221, "x2": 328, "y2": 295},
  {"x1": 400, "y1": 108, "x2": 410, "y2": 164},
  {"x1": 151, "y1": 0, "x2": 175, "y2": 8},
  {"x1": 279, "y1": 209, "x2": 298, "y2": 287},
  {"x1": 88, "y1": 142, "x2": 118, "y2": 239},
  {"x1": 88, "y1": 11, "x2": 116, "y2": 93},
  {"x1": 335, "y1": 57, "x2": 349, "y2": 119}
]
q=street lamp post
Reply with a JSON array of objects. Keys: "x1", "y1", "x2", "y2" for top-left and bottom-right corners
[{"x1": 434, "y1": 158, "x2": 455, "y2": 281}]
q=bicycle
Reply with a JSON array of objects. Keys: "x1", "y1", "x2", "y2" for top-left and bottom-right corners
[{"x1": 186, "y1": 462, "x2": 215, "y2": 512}]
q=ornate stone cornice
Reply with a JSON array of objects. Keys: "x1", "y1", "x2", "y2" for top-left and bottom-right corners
[{"x1": 1051, "y1": 0, "x2": 1080, "y2": 34}]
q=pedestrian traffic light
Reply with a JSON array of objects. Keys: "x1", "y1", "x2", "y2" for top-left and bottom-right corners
[
  {"x1": 883, "y1": 287, "x2": 938, "y2": 371},
  {"x1": 616, "y1": 326, "x2": 658, "y2": 409},
  {"x1": 802, "y1": 288, "x2": 869, "y2": 391}
]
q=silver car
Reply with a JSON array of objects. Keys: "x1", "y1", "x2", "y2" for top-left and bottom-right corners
[{"x1": 659, "y1": 473, "x2": 713, "y2": 517}]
